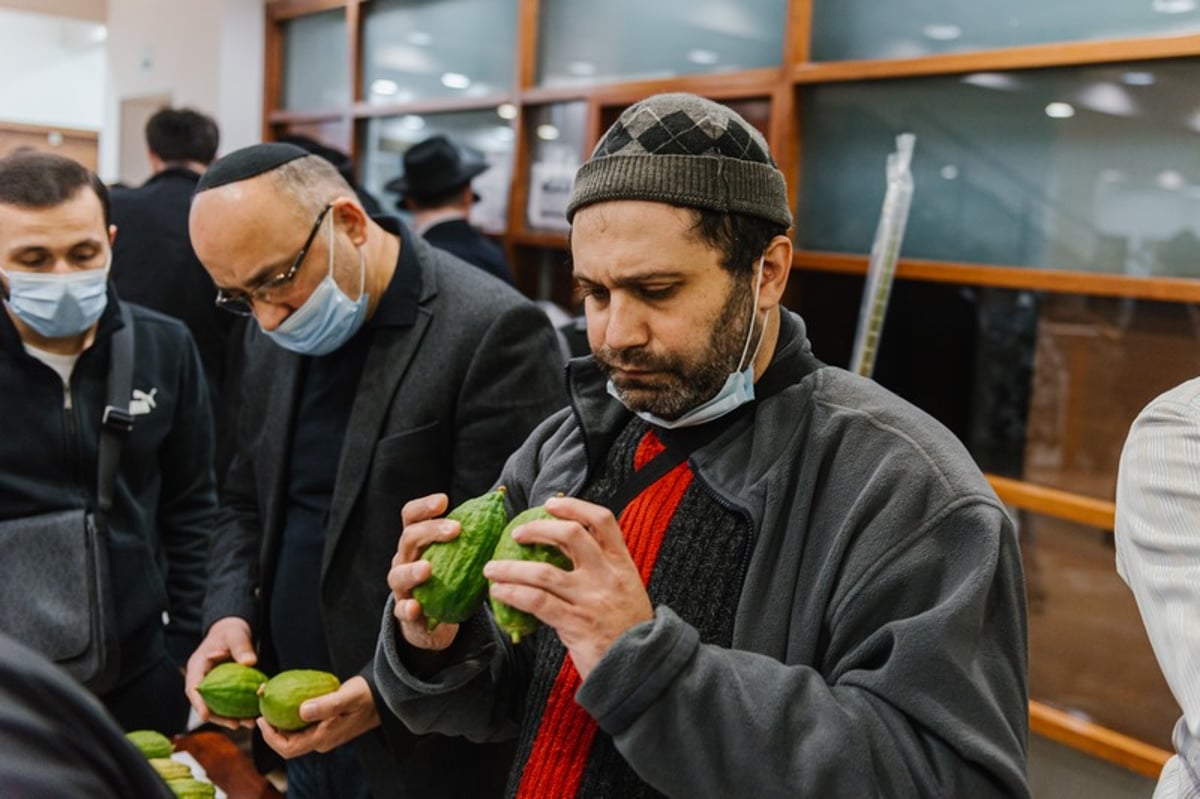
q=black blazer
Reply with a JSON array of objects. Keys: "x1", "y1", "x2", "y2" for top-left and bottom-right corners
[
  {"x1": 205, "y1": 233, "x2": 566, "y2": 797},
  {"x1": 423, "y1": 218, "x2": 514, "y2": 285}
]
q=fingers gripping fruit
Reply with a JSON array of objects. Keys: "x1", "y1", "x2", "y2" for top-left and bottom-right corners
[
  {"x1": 412, "y1": 487, "x2": 510, "y2": 629},
  {"x1": 488, "y1": 503, "x2": 573, "y2": 644},
  {"x1": 257, "y1": 669, "x2": 341, "y2": 731}
]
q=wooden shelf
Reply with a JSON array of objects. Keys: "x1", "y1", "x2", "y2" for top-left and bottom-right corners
[
  {"x1": 1031, "y1": 700, "x2": 1170, "y2": 779},
  {"x1": 793, "y1": 250, "x2": 1200, "y2": 304}
]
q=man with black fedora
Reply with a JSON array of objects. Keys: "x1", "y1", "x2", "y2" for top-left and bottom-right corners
[{"x1": 385, "y1": 134, "x2": 514, "y2": 285}]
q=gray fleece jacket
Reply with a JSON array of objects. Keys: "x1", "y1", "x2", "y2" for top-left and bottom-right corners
[{"x1": 375, "y1": 310, "x2": 1030, "y2": 798}]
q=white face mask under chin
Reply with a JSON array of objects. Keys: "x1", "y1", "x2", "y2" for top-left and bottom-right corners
[{"x1": 608, "y1": 256, "x2": 769, "y2": 430}]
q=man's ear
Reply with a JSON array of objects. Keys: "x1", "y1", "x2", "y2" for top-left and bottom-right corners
[
  {"x1": 333, "y1": 197, "x2": 369, "y2": 246},
  {"x1": 758, "y1": 233, "x2": 792, "y2": 309},
  {"x1": 108, "y1": 224, "x2": 118, "y2": 246}
]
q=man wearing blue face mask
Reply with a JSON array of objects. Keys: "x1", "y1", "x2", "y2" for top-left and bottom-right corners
[
  {"x1": 0, "y1": 150, "x2": 216, "y2": 735},
  {"x1": 184, "y1": 142, "x2": 566, "y2": 799},
  {"x1": 378, "y1": 93, "x2": 1031, "y2": 798}
]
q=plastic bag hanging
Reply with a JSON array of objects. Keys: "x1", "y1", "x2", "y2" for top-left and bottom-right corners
[{"x1": 849, "y1": 133, "x2": 916, "y2": 378}]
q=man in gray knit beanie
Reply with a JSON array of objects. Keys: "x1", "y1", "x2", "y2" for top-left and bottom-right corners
[{"x1": 380, "y1": 92, "x2": 1030, "y2": 798}]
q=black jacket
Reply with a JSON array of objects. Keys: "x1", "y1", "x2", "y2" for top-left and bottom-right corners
[
  {"x1": 423, "y1": 218, "x2": 514, "y2": 285},
  {"x1": 110, "y1": 168, "x2": 235, "y2": 407},
  {"x1": 204, "y1": 227, "x2": 565, "y2": 797},
  {"x1": 0, "y1": 292, "x2": 217, "y2": 686}
]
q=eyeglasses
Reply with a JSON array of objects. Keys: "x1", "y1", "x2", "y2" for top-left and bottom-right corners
[{"x1": 214, "y1": 202, "x2": 333, "y2": 316}]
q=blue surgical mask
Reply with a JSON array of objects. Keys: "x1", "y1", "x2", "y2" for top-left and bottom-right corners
[
  {"x1": 263, "y1": 212, "x2": 369, "y2": 356},
  {"x1": 1, "y1": 255, "x2": 110, "y2": 338},
  {"x1": 608, "y1": 257, "x2": 769, "y2": 430}
]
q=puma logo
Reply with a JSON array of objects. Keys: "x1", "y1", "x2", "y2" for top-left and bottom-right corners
[{"x1": 130, "y1": 388, "x2": 158, "y2": 416}]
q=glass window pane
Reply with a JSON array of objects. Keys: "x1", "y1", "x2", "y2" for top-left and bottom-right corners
[
  {"x1": 790, "y1": 273, "x2": 1200, "y2": 500},
  {"x1": 797, "y1": 60, "x2": 1200, "y2": 278},
  {"x1": 525, "y1": 103, "x2": 587, "y2": 233},
  {"x1": 360, "y1": 109, "x2": 515, "y2": 233},
  {"x1": 361, "y1": 0, "x2": 517, "y2": 104},
  {"x1": 281, "y1": 10, "x2": 349, "y2": 110},
  {"x1": 537, "y1": 0, "x2": 787, "y2": 88},
  {"x1": 1020, "y1": 510, "x2": 1177, "y2": 750},
  {"x1": 811, "y1": 0, "x2": 1200, "y2": 62}
]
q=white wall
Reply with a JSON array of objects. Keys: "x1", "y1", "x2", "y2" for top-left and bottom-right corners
[
  {"x1": 0, "y1": 8, "x2": 107, "y2": 129},
  {"x1": 100, "y1": 0, "x2": 264, "y2": 181}
]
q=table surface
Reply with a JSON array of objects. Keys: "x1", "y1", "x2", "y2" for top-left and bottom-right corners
[{"x1": 174, "y1": 730, "x2": 283, "y2": 799}]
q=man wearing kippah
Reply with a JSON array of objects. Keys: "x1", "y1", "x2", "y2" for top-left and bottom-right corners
[
  {"x1": 183, "y1": 142, "x2": 565, "y2": 797},
  {"x1": 377, "y1": 93, "x2": 1030, "y2": 797}
]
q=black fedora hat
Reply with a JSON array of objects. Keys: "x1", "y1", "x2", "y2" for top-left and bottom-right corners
[{"x1": 384, "y1": 134, "x2": 488, "y2": 198}]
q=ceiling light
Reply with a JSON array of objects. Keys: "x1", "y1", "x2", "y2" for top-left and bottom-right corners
[
  {"x1": 1157, "y1": 169, "x2": 1186, "y2": 190},
  {"x1": 1045, "y1": 102, "x2": 1075, "y2": 119},
  {"x1": 961, "y1": 72, "x2": 1020, "y2": 91},
  {"x1": 398, "y1": 115, "x2": 425, "y2": 132},
  {"x1": 441, "y1": 72, "x2": 471, "y2": 89},
  {"x1": 687, "y1": 49, "x2": 720, "y2": 65},
  {"x1": 1152, "y1": 0, "x2": 1197, "y2": 13},
  {"x1": 940, "y1": 165, "x2": 959, "y2": 180},
  {"x1": 922, "y1": 24, "x2": 962, "y2": 41},
  {"x1": 371, "y1": 79, "x2": 399, "y2": 96},
  {"x1": 496, "y1": 103, "x2": 518, "y2": 120},
  {"x1": 567, "y1": 61, "x2": 597, "y2": 76},
  {"x1": 536, "y1": 124, "x2": 560, "y2": 141},
  {"x1": 1121, "y1": 71, "x2": 1157, "y2": 86}
]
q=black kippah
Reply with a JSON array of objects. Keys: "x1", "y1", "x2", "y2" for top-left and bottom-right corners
[{"x1": 196, "y1": 142, "x2": 309, "y2": 191}]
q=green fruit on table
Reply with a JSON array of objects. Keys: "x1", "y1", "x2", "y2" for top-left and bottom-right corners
[
  {"x1": 148, "y1": 757, "x2": 192, "y2": 781},
  {"x1": 489, "y1": 504, "x2": 572, "y2": 644},
  {"x1": 197, "y1": 661, "x2": 268, "y2": 718},
  {"x1": 412, "y1": 487, "x2": 510, "y2": 629},
  {"x1": 165, "y1": 777, "x2": 216, "y2": 798},
  {"x1": 125, "y1": 728, "x2": 173, "y2": 759},
  {"x1": 258, "y1": 669, "x2": 341, "y2": 731}
]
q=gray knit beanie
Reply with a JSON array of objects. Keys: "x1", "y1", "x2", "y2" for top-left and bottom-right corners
[{"x1": 565, "y1": 93, "x2": 793, "y2": 228}]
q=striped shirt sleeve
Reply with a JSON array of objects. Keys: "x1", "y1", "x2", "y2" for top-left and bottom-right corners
[{"x1": 1115, "y1": 376, "x2": 1200, "y2": 798}]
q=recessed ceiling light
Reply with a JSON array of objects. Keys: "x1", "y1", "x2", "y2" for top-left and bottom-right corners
[
  {"x1": 1152, "y1": 0, "x2": 1197, "y2": 13},
  {"x1": 441, "y1": 72, "x2": 471, "y2": 89},
  {"x1": 536, "y1": 124, "x2": 560, "y2": 141},
  {"x1": 1157, "y1": 169, "x2": 1186, "y2": 190},
  {"x1": 940, "y1": 164, "x2": 959, "y2": 180},
  {"x1": 567, "y1": 61, "x2": 597, "y2": 76},
  {"x1": 496, "y1": 103, "x2": 518, "y2": 120},
  {"x1": 923, "y1": 24, "x2": 962, "y2": 41},
  {"x1": 1045, "y1": 102, "x2": 1076, "y2": 119},
  {"x1": 398, "y1": 115, "x2": 425, "y2": 132},
  {"x1": 370, "y1": 79, "x2": 399, "y2": 96},
  {"x1": 1121, "y1": 71, "x2": 1157, "y2": 86}
]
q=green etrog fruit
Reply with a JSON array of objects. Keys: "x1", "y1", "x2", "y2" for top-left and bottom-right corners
[
  {"x1": 412, "y1": 487, "x2": 510, "y2": 629},
  {"x1": 125, "y1": 728, "x2": 173, "y2": 759},
  {"x1": 488, "y1": 504, "x2": 573, "y2": 644},
  {"x1": 258, "y1": 669, "x2": 341, "y2": 731},
  {"x1": 197, "y1": 661, "x2": 268, "y2": 718}
]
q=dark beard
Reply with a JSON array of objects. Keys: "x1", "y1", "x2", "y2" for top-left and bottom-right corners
[{"x1": 596, "y1": 273, "x2": 757, "y2": 420}]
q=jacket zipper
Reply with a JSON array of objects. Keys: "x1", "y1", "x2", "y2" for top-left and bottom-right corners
[{"x1": 692, "y1": 472, "x2": 756, "y2": 586}]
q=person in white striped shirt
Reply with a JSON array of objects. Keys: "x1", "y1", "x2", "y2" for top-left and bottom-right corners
[{"x1": 1116, "y1": 376, "x2": 1200, "y2": 799}]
